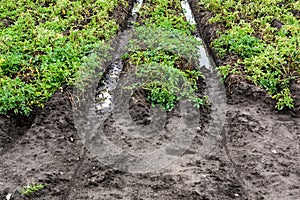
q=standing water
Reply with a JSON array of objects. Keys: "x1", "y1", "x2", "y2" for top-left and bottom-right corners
[
  {"x1": 180, "y1": 0, "x2": 211, "y2": 70},
  {"x1": 180, "y1": 0, "x2": 227, "y2": 150},
  {"x1": 95, "y1": 0, "x2": 144, "y2": 114}
]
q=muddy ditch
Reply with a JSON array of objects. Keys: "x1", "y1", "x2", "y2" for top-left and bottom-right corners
[{"x1": 0, "y1": 0, "x2": 300, "y2": 200}]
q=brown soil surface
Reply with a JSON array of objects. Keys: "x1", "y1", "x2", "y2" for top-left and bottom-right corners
[{"x1": 0, "y1": 1, "x2": 299, "y2": 200}]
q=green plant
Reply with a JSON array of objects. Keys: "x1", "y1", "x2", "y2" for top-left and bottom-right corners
[
  {"x1": 217, "y1": 65, "x2": 231, "y2": 81},
  {"x1": 124, "y1": 26, "x2": 206, "y2": 110},
  {"x1": 134, "y1": 62, "x2": 205, "y2": 110},
  {"x1": 213, "y1": 24, "x2": 265, "y2": 58},
  {"x1": 138, "y1": 0, "x2": 196, "y2": 34},
  {"x1": 200, "y1": 0, "x2": 300, "y2": 109},
  {"x1": 273, "y1": 88, "x2": 294, "y2": 110},
  {"x1": 19, "y1": 183, "x2": 45, "y2": 196},
  {"x1": 128, "y1": 26, "x2": 200, "y2": 59},
  {"x1": 0, "y1": 0, "x2": 126, "y2": 115},
  {"x1": 144, "y1": 82, "x2": 178, "y2": 111},
  {"x1": 121, "y1": 0, "x2": 207, "y2": 111}
]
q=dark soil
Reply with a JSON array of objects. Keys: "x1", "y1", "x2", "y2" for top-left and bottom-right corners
[{"x1": 1, "y1": 1, "x2": 299, "y2": 200}]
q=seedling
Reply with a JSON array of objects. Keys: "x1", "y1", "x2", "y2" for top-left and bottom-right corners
[{"x1": 19, "y1": 183, "x2": 45, "y2": 196}]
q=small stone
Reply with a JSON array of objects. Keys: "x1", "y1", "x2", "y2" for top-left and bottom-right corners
[
  {"x1": 234, "y1": 193, "x2": 239, "y2": 197},
  {"x1": 6, "y1": 193, "x2": 12, "y2": 200},
  {"x1": 271, "y1": 149, "x2": 277, "y2": 154}
]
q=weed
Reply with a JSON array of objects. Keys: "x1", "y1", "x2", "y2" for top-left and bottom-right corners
[
  {"x1": 19, "y1": 183, "x2": 44, "y2": 196},
  {"x1": 273, "y1": 88, "x2": 294, "y2": 110}
]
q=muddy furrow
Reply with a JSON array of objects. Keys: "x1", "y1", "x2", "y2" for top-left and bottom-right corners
[
  {"x1": 66, "y1": 1, "x2": 247, "y2": 199},
  {"x1": 221, "y1": 126, "x2": 250, "y2": 199},
  {"x1": 61, "y1": 0, "x2": 141, "y2": 198},
  {"x1": 61, "y1": 149, "x2": 86, "y2": 200}
]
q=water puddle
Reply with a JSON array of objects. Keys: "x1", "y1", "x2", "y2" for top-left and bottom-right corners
[
  {"x1": 95, "y1": 0, "x2": 144, "y2": 114},
  {"x1": 132, "y1": 0, "x2": 143, "y2": 22},
  {"x1": 180, "y1": 0, "x2": 227, "y2": 151},
  {"x1": 181, "y1": 0, "x2": 210, "y2": 69}
]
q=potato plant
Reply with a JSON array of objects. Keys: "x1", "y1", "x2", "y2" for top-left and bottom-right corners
[
  {"x1": 200, "y1": 0, "x2": 300, "y2": 109},
  {"x1": 123, "y1": 0, "x2": 207, "y2": 111},
  {"x1": 0, "y1": 0, "x2": 126, "y2": 115}
]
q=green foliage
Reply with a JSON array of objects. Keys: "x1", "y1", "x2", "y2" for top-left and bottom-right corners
[
  {"x1": 217, "y1": 65, "x2": 230, "y2": 81},
  {"x1": 0, "y1": 0, "x2": 124, "y2": 115},
  {"x1": 128, "y1": 26, "x2": 200, "y2": 60},
  {"x1": 213, "y1": 24, "x2": 266, "y2": 58},
  {"x1": 19, "y1": 183, "x2": 44, "y2": 196},
  {"x1": 124, "y1": 2, "x2": 206, "y2": 111},
  {"x1": 144, "y1": 82, "x2": 178, "y2": 111},
  {"x1": 134, "y1": 62, "x2": 205, "y2": 110},
  {"x1": 200, "y1": 0, "x2": 300, "y2": 110},
  {"x1": 273, "y1": 88, "x2": 294, "y2": 110},
  {"x1": 138, "y1": 0, "x2": 196, "y2": 34}
]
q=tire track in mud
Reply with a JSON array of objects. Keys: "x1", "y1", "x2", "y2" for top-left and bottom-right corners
[
  {"x1": 182, "y1": 1, "x2": 248, "y2": 197},
  {"x1": 182, "y1": 1, "x2": 250, "y2": 197},
  {"x1": 61, "y1": 148, "x2": 86, "y2": 200},
  {"x1": 221, "y1": 126, "x2": 250, "y2": 199}
]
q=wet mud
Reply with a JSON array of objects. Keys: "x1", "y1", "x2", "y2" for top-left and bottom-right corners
[{"x1": 0, "y1": 0, "x2": 299, "y2": 200}]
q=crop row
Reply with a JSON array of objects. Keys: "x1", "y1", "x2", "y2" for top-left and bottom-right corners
[
  {"x1": 199, "y1": 0, "x2": 300, "y2": 109},
  {"x1": 0, "y1": 0, "x2": 127, "y2": 115},
  {"x1": 123, "y1": 0, "x2": 207, "y2": 111}
]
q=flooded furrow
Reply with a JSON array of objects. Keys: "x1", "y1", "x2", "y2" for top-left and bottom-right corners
[
  {"x1": 180, "y1": 0, "x2": 227, "y2": 152},
  {"x1": 95, "y1": 0, "x2": 144, "y2": 114},
  {"x1": 181, "y1": 0, "x2": 249, "y2": 198}
]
